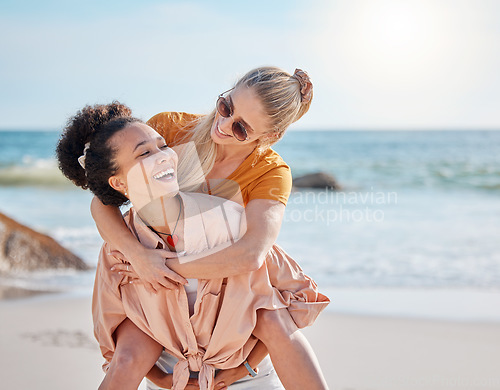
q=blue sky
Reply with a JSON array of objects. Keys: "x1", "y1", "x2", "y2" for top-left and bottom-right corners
[{"x1": 1, "y1": 0, "x2": 499, "y2": 130}]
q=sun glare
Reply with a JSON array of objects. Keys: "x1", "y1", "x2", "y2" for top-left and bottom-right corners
[
  {"x1": 370, "y1": 5, "x2": 423, "y2": 46},
  {"x1": 339, "y1": 0, "x2": 450, "y2": 88}
]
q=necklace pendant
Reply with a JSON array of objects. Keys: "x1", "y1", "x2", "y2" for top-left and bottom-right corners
[{"x1": 166, "y1": 234, "x2": 178, "y2": 247}]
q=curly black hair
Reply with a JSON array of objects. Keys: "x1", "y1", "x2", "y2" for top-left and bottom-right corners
[{"x1": 56, "y1": 102, "x2": 142, "y2": 207}]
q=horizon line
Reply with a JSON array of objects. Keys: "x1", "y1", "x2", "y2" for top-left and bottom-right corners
[{"x1": 1, "y1": 127, "x2": 500, "y2": 132}]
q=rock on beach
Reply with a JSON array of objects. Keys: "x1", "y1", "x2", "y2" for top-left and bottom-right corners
[
  {"x1": 292, "y1": 172, "x2": 341, "y2": 190},
  {"x1": 0, "y1": 212, "x2": 89, "y2": 274}
]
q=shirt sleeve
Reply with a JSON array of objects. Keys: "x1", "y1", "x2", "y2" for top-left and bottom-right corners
[
  {"x1": 147, "y1": 112, "x2": 201, "y2": 145},
  {"x1": 265, "y1": 244, "x2": 330, "y2": 329},
  {"x1": 247, "y1": 164, "x2": 293, "y2": 206}
]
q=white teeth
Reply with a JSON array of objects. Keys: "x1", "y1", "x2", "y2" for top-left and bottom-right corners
[
  {"x1": 153, "y1": 168, "x2": 174, "y2": 180},
  {"x1": 217, "y1": 125, "x2": 230, "y2": 137}
]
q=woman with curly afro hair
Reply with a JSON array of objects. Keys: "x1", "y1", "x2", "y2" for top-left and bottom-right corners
[{"x1": 61, "y1": 66, "x2": 330, "y2": 390}]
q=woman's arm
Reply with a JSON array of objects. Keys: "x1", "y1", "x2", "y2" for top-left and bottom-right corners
[
  {"x1": 145, "y1": 341, "x2": 268, "y2": 390},
  {"x1": 164, "y1": 199, "x2": 285, "y2": 278},
  {"x1": 146, "y1": 366, "x2": 199, "y2": 389},
  {"x1": 90, "y1": 196, "x2": 187, "y2": 293},
  {"x1": 109, "y1": 198, "x2": 285, "y2": 280},
  {"x1": 213, "y1": 341, "x2": 269, "y2": 389}
]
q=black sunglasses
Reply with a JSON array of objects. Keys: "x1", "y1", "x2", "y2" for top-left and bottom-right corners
[{"x1": 216, "y1": 89, "x2": 249, "y2": 142}]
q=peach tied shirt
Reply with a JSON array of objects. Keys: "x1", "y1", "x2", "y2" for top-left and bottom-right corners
[
  {"x1": 92, "y1": 192, "x2": 330, "y2": 390},
  {"x1": 147, "y1": 112, "x2": 293, "y2": 207}
]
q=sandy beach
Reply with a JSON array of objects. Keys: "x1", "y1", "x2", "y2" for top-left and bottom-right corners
[{"x1": 1, "y1": 290, "x2": 499, "y2": 390}]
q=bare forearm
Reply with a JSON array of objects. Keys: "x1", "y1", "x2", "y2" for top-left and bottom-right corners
[
  {"x1": 90, "y1": 196, "x2": 144, "y2": 256},
  {"x1": 165, "y1": 208, "x2": 280, "y2": 279},
  {"x1": 146, "y1": 364, "x2": 173, "y2": 388},
  {"x1": 165, "y1": 200, "x2": 282, "y2": 279},
  {"x1": 246, "y1": 340, "x2": 268, "y2": 370},
  {"x1": 166, "y1": 238, "x2": 264, "y2": 279}
]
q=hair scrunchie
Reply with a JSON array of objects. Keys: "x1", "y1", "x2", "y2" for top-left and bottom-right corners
[
  {"x1": 293, "y1": 69, "x2": 313, "y2": 104},
  {"x1": 78, "y1": 142, "x2": 91, "y2": 169}
]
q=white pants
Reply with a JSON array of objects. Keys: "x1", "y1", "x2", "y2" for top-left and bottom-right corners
[{"x1": 146, "y1": 351, "x2": 284, "y2": 390}]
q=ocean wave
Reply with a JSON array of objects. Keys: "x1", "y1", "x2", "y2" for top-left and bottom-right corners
[
  {"x1": 343, "y1": 160, "x2": 500, "y2": 192},
  {"x1": 424, "y1": 165, "x2": 500, "y2": 191},
  {"x1": 0, "y1": 269, "x2": 96, "y2": 293},
  {"x1": 2, "y1": 156, "x2": 499, "y2": 192},
  {"x1": 0, "y1": 158, "x2": 71, "y2": 187}
]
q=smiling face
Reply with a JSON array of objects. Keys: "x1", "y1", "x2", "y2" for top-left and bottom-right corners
[
  {"x1": 210, "y1": 86, "x2": 273, "y2": 147},
  {"x1": 107, "y1": 122, "x2": 179, "y2": 210}
]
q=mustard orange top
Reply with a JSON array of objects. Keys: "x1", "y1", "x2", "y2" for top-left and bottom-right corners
[{"x1": 147, "y1": 112, "x2": 292, "y2": 206}]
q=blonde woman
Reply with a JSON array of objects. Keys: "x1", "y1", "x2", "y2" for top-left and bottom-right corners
[{"x1": 89, "y1": 67, "x2": 329, "y2": 389}]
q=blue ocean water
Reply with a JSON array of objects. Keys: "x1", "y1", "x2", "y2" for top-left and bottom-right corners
[{"x1": 0, "y1": 130, "x2": 499, "y2": 295}]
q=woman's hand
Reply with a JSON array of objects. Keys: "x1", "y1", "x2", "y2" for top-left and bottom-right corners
[
  {"x1": 91, "y1": 196, "x2": 187, "y2": 293},
  {"x1": 147, "y1": 370, "x2": 199, "y2": 389},
  {"x1": 185, "y1": 378, "x2": 201, "y2": 389},
  {"x1": 214, "y1": 365, "x2": 254, "y2": 390},
  {"x1": 109, "y1": 247, "x2": 187, "y2": 294}
]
